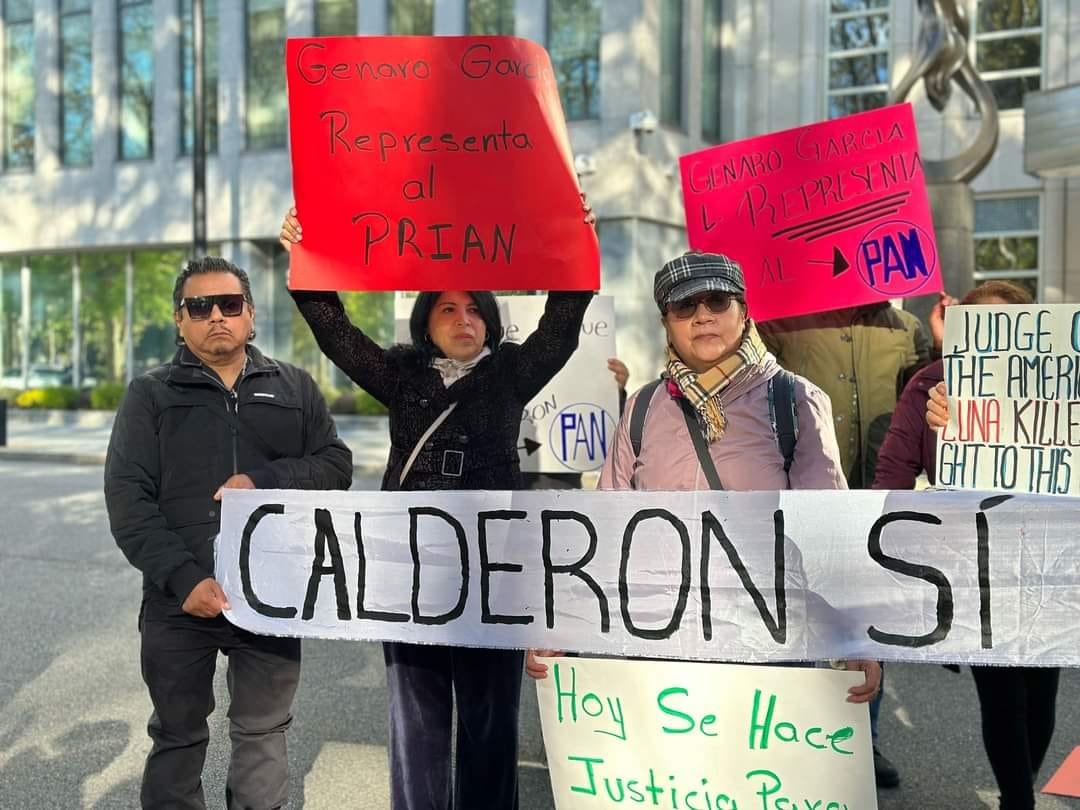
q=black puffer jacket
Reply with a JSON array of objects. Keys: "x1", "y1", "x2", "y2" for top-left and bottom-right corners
[
  {"x1": 292, "y1": 291, "x2": 592, "y2": 491},
  {"x1": 104, "y1": 345, "x2": 353, "y2": 604}
]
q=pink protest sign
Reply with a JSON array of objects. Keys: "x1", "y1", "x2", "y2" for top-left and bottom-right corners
[{"x1": 680, "y1": 103, "x2": 942, "y2": 322}]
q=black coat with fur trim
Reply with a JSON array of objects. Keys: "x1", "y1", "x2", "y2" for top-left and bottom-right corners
[{"x1": 292, "y1": 291, "x2": 592, "y2": 491}]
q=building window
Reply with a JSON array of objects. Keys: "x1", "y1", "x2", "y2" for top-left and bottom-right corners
[
  {"x1": 974, "y1": 0, "x2": 1042, "y2": 111},
  {"x1": 388, "y1": 0, "x2": 434, "y2": 35},
  {"x1": 245, "y1": 0, "x2": 287, "y2": 149},
  {"x1": 28, "y1": 256, "x2": 75, "y2": 386},
  {"x1": 660, "y1": 0, "x2": 683, "y2": 128},
  {"x1": 316, "y1": 0, "x2": 358, "y2": 36},
  {"x1": 0, "y1": 249, "x2": 226, "y2": 390},
  {"x1": 826, "y1": 0, "x2": 890, "y2": 119},
  {"x1": 2, "y1": 0, "x2": 34, "y2": 170},
  {"x1": 701, "y1": 0, "x2": 722, "y2": 141},
  {"x1": 131, "y1": 249, "x2": 187, "y2": 376},
  {"x1": 78, "y1": 252, "x2": 128, "y2": 385},
  {"x1": 118, "y1": 0, "x2": 154, "y2": 159},
  {"x1": 181, "y1": 0, "x2": 219, "y2": 155},
  {"x1": 548, "y1": 0, "x2": 602, "y2": 121},
  {"x1": 467, "y1": 0, "x2": 514, "y2": 35},
  {"x1": 974, "y1": 196, "x2": 1040, "y2": 300},
  {"x1": 0, "y1": 258, "x2": 24, "y2": 385},
  {"x1": 60, "y1": 0, "x2": 94, "y2": 166}
]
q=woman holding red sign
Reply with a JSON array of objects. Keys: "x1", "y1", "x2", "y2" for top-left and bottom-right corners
[{"x1": 281, "y1": 204, "x2": 595, "y2": 810}]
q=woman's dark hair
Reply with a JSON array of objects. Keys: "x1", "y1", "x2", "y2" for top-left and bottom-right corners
[{"x1": 408, "y1": 291, "x2": 502, "y2": 358}]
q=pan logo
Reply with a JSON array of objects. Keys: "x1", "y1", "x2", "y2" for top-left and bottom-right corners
[
  {"x1": 856, "y1": 220, "x2": 938, "y2": 297},
  {"x1": 549, "y1": 403, "x2": 617, "y2": 472}
]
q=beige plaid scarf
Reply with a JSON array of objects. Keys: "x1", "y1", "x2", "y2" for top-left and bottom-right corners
[{"x1": 664, "y1": 322, "x2": 768, "y2": 442}]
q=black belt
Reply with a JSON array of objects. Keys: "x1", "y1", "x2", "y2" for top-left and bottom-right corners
[{"x1": 390, "y1": 444, "x2": 519, "y2": 478}]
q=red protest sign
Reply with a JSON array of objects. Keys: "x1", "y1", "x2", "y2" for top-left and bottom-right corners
[
  {"x1": 680, "y1": 103, "x2": 942, "y2": 322},
  {"x1": 285, "y1": 36, "x2": 599, "y2": 292}
]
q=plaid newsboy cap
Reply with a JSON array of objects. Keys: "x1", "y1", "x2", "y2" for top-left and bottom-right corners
[{"x1": 653, "y1": 251, "x2": 746, "y2": 312}]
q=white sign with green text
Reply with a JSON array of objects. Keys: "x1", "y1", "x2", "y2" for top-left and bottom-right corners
[{"x1": 537, "y1": 657, "x2": 876, "y2": 810}]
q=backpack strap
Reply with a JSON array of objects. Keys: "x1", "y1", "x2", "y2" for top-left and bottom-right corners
[
  {"x1": 768, "y1": 370, "x2": 799, "y2": 474},
  {"x1": 629, "y1": 378, "x2": 663, "y2": 458}
]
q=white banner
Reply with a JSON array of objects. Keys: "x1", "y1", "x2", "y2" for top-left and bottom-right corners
[
  {"x1": 939, "y1": 304, "x2": 1080, "y2": 495},
  {"x1": 537, "y1": 657, "x2": 876, "y2": 810},
  {"x1": 217, "y1": 488, "x2": 1080, "y2": 665},
  {"x1": 395, "y1": 295, "x2": 620, "y2": 473}
]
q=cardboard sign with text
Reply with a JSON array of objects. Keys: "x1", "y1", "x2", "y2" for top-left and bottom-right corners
[
  {"x1": 938, "y1": 304, "x2": 1080, "y2": 495},
  {"x1": 394, "y1": 295, "x2": 620, "y2": 473},
  {"x1": 537, "y1": 657, "x2": 876, "y2": 810},
  {"x1": 286, "y1": 36, "x2": 600, "y2": 292},
  {"x1": 680, "y1": 103, "x2": 941, "y2": 322}
]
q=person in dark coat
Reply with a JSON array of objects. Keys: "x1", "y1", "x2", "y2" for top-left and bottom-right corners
[
  {"x1": 880, "y1": 281, "x2": 1060, "y2": 810},
  {"x1": 280, "y1": 206, "x2": 595, "y2": 810},
  {"x1": 104, "y1": 257, "x2": 353, "y2": 809}
]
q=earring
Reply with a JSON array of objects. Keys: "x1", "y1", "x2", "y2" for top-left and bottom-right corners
[{"x1": 248, "y1": 329, "x2": 257, "y2": 341}]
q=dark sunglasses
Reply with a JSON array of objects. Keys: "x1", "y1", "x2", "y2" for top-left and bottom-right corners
[
  {"x1": 180, "y1": 293, "x2": 247, "y2": 320},
  {"x1": 667, "y1": 292, "x2": 740, "y2": 320}
]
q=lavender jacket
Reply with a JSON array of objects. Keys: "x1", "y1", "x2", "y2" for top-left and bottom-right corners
[{"x1": 600, "y1": 355, "x2": 847, "y2": 492}]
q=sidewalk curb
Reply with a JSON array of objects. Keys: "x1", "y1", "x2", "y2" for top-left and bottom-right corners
[
  {"x1": 0, "y1": 449, "x2": 107, "y2": 466},
  {"x1": 0, "y1": 448, "x2": 387, "y2": 476}
]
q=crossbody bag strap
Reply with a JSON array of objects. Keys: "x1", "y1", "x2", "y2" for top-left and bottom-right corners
[
  {"x1": 398, "y1": 401, "x2": 459, "y2": 487},
  {"x1": 674, "y1": 397, "x2": 725, "y2": 491}
]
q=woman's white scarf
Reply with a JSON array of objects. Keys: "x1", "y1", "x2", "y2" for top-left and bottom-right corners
[{"x1": 431, "y1": 347, "x2": 491, "y2": 387}]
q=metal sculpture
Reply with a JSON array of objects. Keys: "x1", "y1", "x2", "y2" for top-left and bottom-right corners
[{"x1": 891, "y1": 0, "x2": 999, "y2": 183}]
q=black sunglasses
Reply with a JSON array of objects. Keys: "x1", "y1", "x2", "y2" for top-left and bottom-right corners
[
  {"x1": 180, "y1": 293, "x2": 247, "y2": 320},
  {"x1": 667, "y1": 292, "x2": 740, "y2": 320}
]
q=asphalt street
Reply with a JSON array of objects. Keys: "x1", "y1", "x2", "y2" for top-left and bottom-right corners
[{"x1": 1, "y1": 459, "x2": 1078, "y2": 809}]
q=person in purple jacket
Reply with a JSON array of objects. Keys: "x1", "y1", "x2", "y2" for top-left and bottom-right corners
[
  {"x1": 528, "y1": 251, "x2": 881, "y2": 703},
  {"x1": 883, "y1": 281, "x2": 1060, "y2": 810}
]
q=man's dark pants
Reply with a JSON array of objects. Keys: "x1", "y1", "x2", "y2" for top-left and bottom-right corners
[{"x1": 139, "y1": 597, "x2": 301, "y2": 810}]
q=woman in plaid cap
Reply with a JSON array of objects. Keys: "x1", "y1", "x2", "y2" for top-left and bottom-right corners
[{"x1": 528, "y1": 251, "x2": 881, "y2": 701}]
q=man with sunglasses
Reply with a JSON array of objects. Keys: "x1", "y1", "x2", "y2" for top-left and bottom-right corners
[{"x1": 105, "y1": 257, "x2": 353, "y2": 809}]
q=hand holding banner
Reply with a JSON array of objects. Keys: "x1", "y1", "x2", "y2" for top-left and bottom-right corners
[
  {"x1": 285, "y1": 36, "x2": 600, "y2": 292},
  {"x1": 537, "y1": 657, "x2": 876, "y2": 810},
  {"x1": 680, "y1": 104, "x2": 942, "y2": 322}
]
